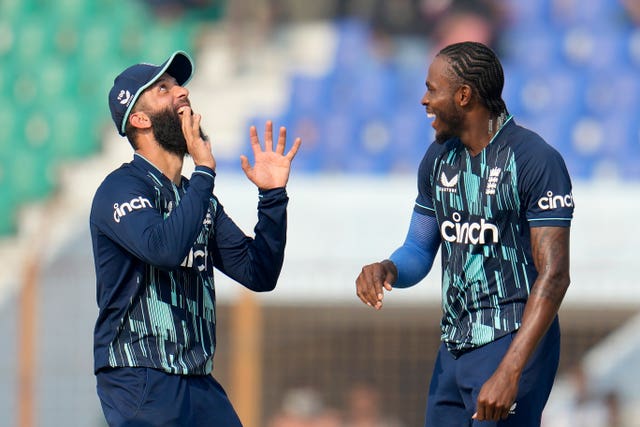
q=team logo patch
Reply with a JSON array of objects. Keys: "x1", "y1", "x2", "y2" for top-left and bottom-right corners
[
  {"x1": 117, "y1": 89, "x2": 132, "y2": 105},
  {"x1": 439, "y1": 172, "x2": 459, "y2": 193},
  {"x1": 486, "y1": 167, "x2": 501, "y2": 195}
]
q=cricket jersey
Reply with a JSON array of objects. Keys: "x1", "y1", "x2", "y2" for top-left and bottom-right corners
[
  {"x1": 90, "y1": 153, "x2": 288, "y2": 375},
  {"x1": 414, "y1": 117, "x2": 574, "y2": 356}
]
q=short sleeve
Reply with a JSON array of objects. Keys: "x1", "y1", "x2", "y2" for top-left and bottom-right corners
[
  {"x1": 517, "y1": 138, "x2": 574, "y2": 227},
  {"x1": 414, "y1": 142, "x2": 443, "y2": 217}
]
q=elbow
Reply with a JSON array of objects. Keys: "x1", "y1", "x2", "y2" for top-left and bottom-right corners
[
  {"x1": 257, "y1": 281, "x2": 277, "y2": 292},
  {"x1": 151, "y1": 252, "x2": 187, "y2": 270},
  {"x1": 246, "y1": 276, "x2": 278, "y2": 292},
  {"x1": 243, "y1": 272, "x2": 279, "y2": 292}
]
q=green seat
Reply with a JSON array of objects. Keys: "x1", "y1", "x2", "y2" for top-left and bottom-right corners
[
  {"x1": 9, "y1": 144, "x2": 56, "y2": 203},
  {"x1": 13, "y1": 15, "x2": 51, "y2": 66},
  {"x1": 0, "y1": 102, "x2": 19, "y2": 151},
  {"x1": 50, "y1": 102, "x2": 98, "y2": 158}
]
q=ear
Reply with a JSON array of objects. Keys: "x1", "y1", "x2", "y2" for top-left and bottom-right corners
[
  {"x1": 129, "y1": 111, "x2": 152, "y2": 130},
  {"x1": 457, "y1": 84, "x2": 472, "y2": 107}
]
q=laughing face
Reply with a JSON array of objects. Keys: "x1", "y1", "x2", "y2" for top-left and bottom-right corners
[
  {"x1": 421, "y1": 55, "x2": 465, "y2": 144},
  {"x1": 132, "y1": 72, "x2": 194, "y2": 156}
]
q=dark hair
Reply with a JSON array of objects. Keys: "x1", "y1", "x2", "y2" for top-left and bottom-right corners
[{"x1": 437, "y1": 41, "x2": 508, "y2": 116}]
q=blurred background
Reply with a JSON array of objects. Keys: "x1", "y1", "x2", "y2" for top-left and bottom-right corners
[{"x1": 1, "y1": 0, "x2": 640, "y2": 426}]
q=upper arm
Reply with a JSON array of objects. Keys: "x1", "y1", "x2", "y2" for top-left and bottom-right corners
[
  {"x1": 529, "y1": 226, "x2": 571, "y2": 302},
  {"x1": 91, "y1": 172, "x2": 212, "y2": 268}
]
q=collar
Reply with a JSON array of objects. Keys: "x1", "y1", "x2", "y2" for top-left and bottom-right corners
[{"x1": 488, "y1": 114, "x2": 514, "y2": 145}]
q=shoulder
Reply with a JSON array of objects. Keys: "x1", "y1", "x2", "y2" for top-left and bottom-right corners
[
  {"x1": 91, "y1": 163, "x2": 156, "y2": 213},
  {"x1": 419, "y1": 139, "x2": 459, "y2": 172},
  {"x1": 506, "y1": 121, "x2": 565, "y2": 161}
]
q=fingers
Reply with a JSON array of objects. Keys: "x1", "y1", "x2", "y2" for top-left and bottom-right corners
[
  {"x1": 355, "y1": 263, "x2": 389, "y2": 310},
  {"x1": 249, "y1": 125, "x2": 260, "y2": 151},
  {"x1": 250, "y1": 122, "x2": 301, "y2": 156},
  {"x1": 275, "y1": 126, "x2": 286, "y2": 154},
  {"x1": 179, "y1": 106, "x2": 193, "y2": 137},
  {"x1": 286, "y1": 137, "x2": 302, "y2": 160},
  {"x1": 264, "y1": 121, "x2": 273, "y2": 152},
  {"x1": 473, "y1": 400, "x2": 511, "y2": 421}
]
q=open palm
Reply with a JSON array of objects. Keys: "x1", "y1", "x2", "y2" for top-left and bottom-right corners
[{"x1": 241, "y1": 121, "x2": 301, "y2": 190}]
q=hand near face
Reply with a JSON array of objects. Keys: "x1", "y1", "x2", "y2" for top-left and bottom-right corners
[
  {"x1": 241, "y1": 121, "x2": 301, "y2": 190},
  {"x1": 179, "y1": 106, "x2": 215, "y2": 170}
]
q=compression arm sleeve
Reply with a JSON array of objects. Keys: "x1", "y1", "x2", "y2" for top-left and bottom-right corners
[{"x1": 389, "y1": 211, "x2": 440, "y2": 288}]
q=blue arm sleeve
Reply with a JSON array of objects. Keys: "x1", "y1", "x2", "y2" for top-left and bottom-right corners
[{"x1": 389, "y1": 211, "x2": 440, "y2": 288}]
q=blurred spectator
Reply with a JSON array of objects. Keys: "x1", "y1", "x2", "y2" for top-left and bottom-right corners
[
  {"x1": 342, "y1": 381, "x2": 404, "y2": 427},
  {"x1": 141, "y1": 0, "x2": 226, "y2": 21},
  {"x1": 603, "y1": 391, "x2": 623, "y2": 427},
  {"x1": 622, "y1": 0, "x2": 640, "y2": 25},
  {"x1": 543, "y1": 364, "x2": 622, "y2": 427},
  {"x1": 268, "y1": 387, "x2": 342, "y2": 427},
  {"x1": 420, "y1": 0, "x2": 508, "y2": 54}
]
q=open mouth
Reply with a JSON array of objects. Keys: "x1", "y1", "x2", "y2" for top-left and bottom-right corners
[
  {"x1": 427, "y1": 112, "x2": 436, "y2": 129},
  {"x1": 176, "y1": 103, "x2": 192, "y2": 115}
]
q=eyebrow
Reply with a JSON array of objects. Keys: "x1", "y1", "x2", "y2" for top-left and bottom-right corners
[{"x1": 152, "y1": 75, "x2": 178, "y2": 88}]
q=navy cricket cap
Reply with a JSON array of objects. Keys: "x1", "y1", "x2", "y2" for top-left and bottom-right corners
[{"x1": 108, "y1": 50, "x2": 194, "y2": 136}]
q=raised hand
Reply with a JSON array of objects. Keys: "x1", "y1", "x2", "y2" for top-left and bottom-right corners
[{"x1": 241, "y1": 121, "x2": 301, "y2": 190}]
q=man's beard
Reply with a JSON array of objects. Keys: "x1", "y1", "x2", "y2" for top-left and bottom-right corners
[
  {"x1": 434, "y1": 101, "x2": 465, "y2": 144},
  {"x1": 149, "y1": 107, "x2": 188, "y2": 157}
]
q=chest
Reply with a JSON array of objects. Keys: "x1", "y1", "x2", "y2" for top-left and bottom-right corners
[{"x1": 431, "y1": 145, "x2": 520, "y2": 220}]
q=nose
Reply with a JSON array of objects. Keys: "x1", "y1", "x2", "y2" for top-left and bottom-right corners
[
  {"x1": 421, "y1": 91, "x2": 429, "y2": 106},
  {"x1": 174, "y1": 84, "x2": 189, "y2": 99}
]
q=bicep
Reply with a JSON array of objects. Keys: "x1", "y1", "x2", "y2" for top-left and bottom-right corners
[{"x1": 530, "y1": 226, "x2": 571, "y2": 301}]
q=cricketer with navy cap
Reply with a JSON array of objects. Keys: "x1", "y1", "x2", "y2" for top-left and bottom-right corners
[{"x1": 90, "y1": 51, "x2": 301, "y2": 426}]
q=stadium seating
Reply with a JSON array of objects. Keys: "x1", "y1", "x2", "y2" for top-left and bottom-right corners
[
  {"x1": 0, "y1": 0, "x2": 220, "y2": 236},
  {"x1": 3, "y1": 0, "x2": 638, "y2": 234},
  {"x1": 246, "y1": 0, "x2": 640, "y2": 183}
]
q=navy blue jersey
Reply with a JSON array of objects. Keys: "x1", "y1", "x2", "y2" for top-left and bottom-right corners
[
  {"x1": 90, "y1": 154, "x2": 288, "y2": 375},
  {"x1": 414, "y1": 117, "x2": 574, "y2": 356}
]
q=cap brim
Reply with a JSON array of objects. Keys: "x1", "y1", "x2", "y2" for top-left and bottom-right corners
[
  {"x1": 119, "y1": 51, "x2": 195, "y2": 135},
  {"x1": 162, "y1": 51, "x2": 194, "y2": 87}
]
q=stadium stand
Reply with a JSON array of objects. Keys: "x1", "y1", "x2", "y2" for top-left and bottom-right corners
[{"x1": 0, "y1": 0, "x2": 217, "y2": 236}]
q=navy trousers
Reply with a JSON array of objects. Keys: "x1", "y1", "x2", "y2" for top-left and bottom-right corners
[
  {"x1": 425, "y1": 318, "x2": 560, "y2": 427},
  {"x1": 97, "y1": 367, "x2": 243, "y2": 427}
]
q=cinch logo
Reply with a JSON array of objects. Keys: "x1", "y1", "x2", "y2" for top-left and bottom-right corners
[
  {"x1": 439, "y1": 172, "x2": 458, "y2": 193},
  {"x1": 537, "y1": 191, "x2": 574, "y2": 210},
  {"x1": 441, "y1": 212, "x2": 499, "y2": 244},
  {"x1": 181, "y1": 247, "x2": 208, "y2": 272},
  {"x1": 113, "y1": 196, "x2": 152, "y2": 223}
]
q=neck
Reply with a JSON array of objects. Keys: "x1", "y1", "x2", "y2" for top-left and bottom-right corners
[
  {"x1": 460, "y1": 110, "x2": 507, "y2": 157},
  {"x1": 135, "y1": 146, "x2": 184, "y2": 185}
]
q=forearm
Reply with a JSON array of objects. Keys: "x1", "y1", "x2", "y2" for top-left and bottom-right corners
[
  {"x1": 496, "y1": 287, "x2": 566, "y2": 379},
  {"x1": 213, "y1": 188, "x2": 288, "y2": 291},
  {"x1": 497, "y1": 226, "x2": 570, "y2": 377},
  {"x1": 389, "y1": 211, "x2": 440, "y2": 288},
  {"x1": 249, "y1": 187, "x2": 289, "y2": 290}
]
